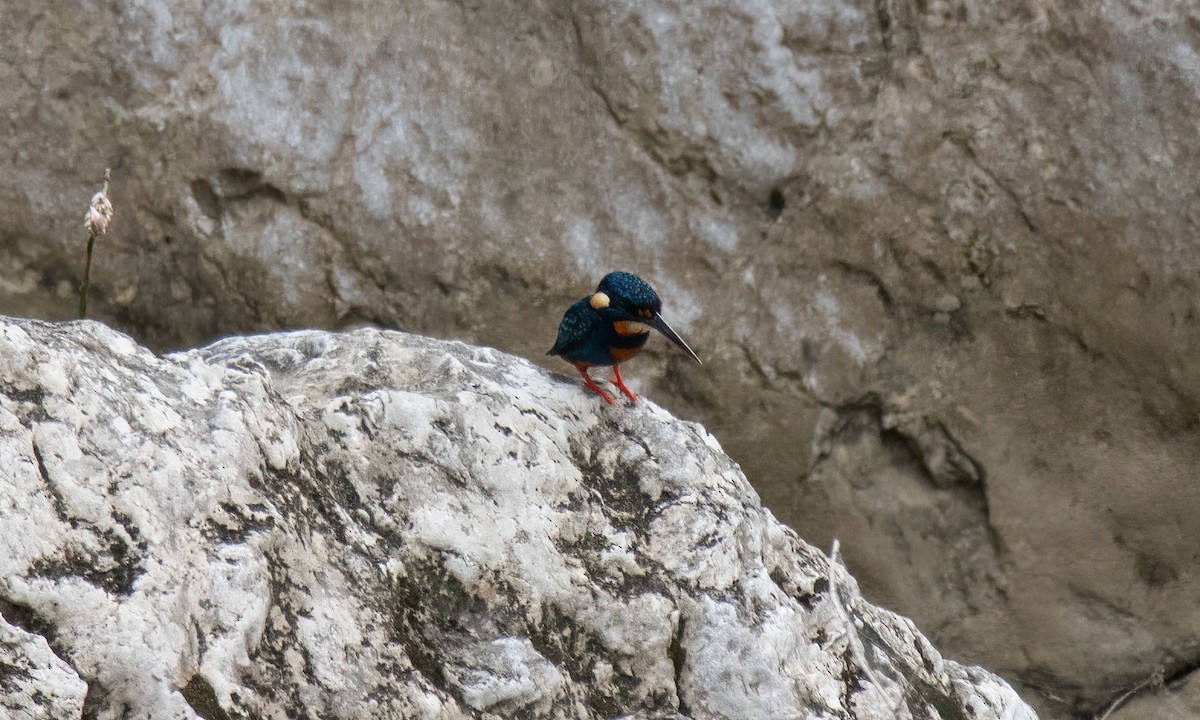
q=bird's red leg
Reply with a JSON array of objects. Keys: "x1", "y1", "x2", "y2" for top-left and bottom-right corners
[
  {"x1": 612, "y1": 364, "x2": 638, "y2": 403},
  {"x1": 578, "y1": 367, "x2": 617, "y2": 404}
]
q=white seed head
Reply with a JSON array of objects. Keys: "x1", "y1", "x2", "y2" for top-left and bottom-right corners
[{"x1": 85, "y1": 189, "x2": 114, "y2": 238}]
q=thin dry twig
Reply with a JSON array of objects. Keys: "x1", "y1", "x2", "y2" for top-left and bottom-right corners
[
  {"x1": 827, "y1": 539, "x2": 911, "y2": 717},
  {"x1": 80, "y1": 168, "x2": 113, "y2": 319},
  {"x1": 1095, "y1": 668, "x2": 1165, "y2": 720}
]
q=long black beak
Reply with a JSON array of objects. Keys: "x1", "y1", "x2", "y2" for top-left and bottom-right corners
[{"x1": 648, "y1": 313, "x2": 702, "y2": 364}]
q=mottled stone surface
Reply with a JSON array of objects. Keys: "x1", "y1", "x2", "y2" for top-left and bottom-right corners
[
  {"x1": 2, "y1": 2, "x2": 1198, "y2": 716},
  {"x1": 0, "y1": 318, "x2": 1033, "y2": 719},
  {"x1": 0, "y1": 614, "x2": 87, "y2": 719}
]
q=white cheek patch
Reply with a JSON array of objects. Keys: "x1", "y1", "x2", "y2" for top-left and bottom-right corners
[{"x1": 590, "y1": 292, "x2": 610, "y2": 309}]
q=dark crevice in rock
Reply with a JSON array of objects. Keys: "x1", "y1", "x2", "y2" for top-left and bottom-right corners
[
  {"x1": 1064, "y1": 583, "x2": 1137, "y2": 623},
  {"x1": 809, "y1": 576, "x2": 830, "y2": 607},
  {"x1": 190, "y1": 178, "x2": 222, "y2": 220},
  {"x1": 30, "y1": 438, "x2": 67, "y2": 520},
  {"x1": 217, "y1": 168, "x2": 267, "y2": 198},
  {"x1": 189, "y1": 169, "x2": 288, "y2": 228},
  {"x1": 0, "y1": 597, "x2": 57, "y2": 649},
  {"x1": 890, "y1": 427, "x2": 994, "y2": 555},
  {"x1": 820, "y1": 397, "x2": 989, "y2": 501},
  {"x1": 767, "y1": 188, "x2": 786, "y2": 220},
  {"x1": 181, "y1": 674, "x2": 233, "y2": 720},
  {"x1": 204, "y1": 168, "x2": 289, "y2": 210},
  {"x1": 874, "y1": 0, "x2": 895, "y2": 51},
  {"x1": 668, "y1": 611, "x2": 689, "y2": 715},
  {"x1": 891, "y1": 419, "x2": 983, "y2": 490},
  {"x1": 829, "y1": 260, "x2": 895, "y2": 308},
  {"x1": 0, "y1": 596, "x2": 93, "y2": 714}
]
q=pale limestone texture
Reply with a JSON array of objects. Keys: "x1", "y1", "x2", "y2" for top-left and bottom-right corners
[{"x1": 0, "y1": 318, "x2": 1033, "y2": 719}]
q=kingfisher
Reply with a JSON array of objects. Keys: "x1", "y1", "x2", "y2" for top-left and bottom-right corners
[{"x1": 548, "y1": 271, "x2": 701, "y2": 404}]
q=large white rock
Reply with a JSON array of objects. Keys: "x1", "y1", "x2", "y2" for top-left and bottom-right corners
[{"x1": 0, "y1": 317, "x2": 1033, "y2": 719}]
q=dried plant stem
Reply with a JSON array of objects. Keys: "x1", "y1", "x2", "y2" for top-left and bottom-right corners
[
  {"x1": 1095, "y1": 669, "x2": 1165, "y2": 720},
  {"x1": 79, "y1": 233, "x2": 96, "y2": 318},
  {"x1": 79, "y1": 169, "x2": 112, "y2": 319}
]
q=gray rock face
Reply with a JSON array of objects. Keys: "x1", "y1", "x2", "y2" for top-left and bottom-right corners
[
  {"x1": 0, "y1": 318, "x2": 1032, "y2": 719},
  {"x1": 2, "y1": 2, "x2": 1196, "y2": 715},
  {"x1": 1107, "y1": 674, "x2": 1200, "y2": 720}
]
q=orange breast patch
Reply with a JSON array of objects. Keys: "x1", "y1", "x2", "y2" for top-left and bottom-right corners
[
  {"x1": 610, "y1": 345, "x2": 644, "y2": 362},
  {"x1": 613, "y1": 321, "x2": 651, "y2": 337}
]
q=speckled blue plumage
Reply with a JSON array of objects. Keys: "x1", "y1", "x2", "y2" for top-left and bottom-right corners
[
  {"x1": 550, "y1": 271, "x2": 698, "y2": 388},
  {"x1": 547, "y1": 298, "x2": 650, "y2": 367},
  {"x1": 548, "y1": 272, "x2": 663, "y2": 367},
  {"x1": 598, "y1": 272, "x2": 661, "y2": 312},
  {"x1": 547, "y1": 298, "x2": 603, "y2": 361}
]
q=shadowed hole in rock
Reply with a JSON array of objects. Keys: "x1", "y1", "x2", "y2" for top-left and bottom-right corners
[
  {"x1": 768, "y1": 188, "x2": 786, "y2": 220},
  {"x1": 189, "y1": 179, "x2": 221, "y2": 219},
  {"x1": 217, "y1": 168, "x2": 264, "y2": 195}
]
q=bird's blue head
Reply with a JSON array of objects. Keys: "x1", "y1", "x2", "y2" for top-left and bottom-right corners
[
  {"x1": 588, "y1": 271, "x2": 700, "y2": 364},
  {"x1": 596, "y1": 271, "x2": 661, "y2": 317}
]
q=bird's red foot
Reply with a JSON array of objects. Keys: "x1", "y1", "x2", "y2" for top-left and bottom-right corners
[
  {"x1": 578, "y1": 368, "x2": 617, "y2": 404},
  {"x1": 612, "y1": 364, "x2": 638, "y2": 403}
]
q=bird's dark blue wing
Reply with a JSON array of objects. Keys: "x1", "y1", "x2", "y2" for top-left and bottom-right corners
[{"x1": 548, "y1": 298, "x2": 599, "y2": 356}]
